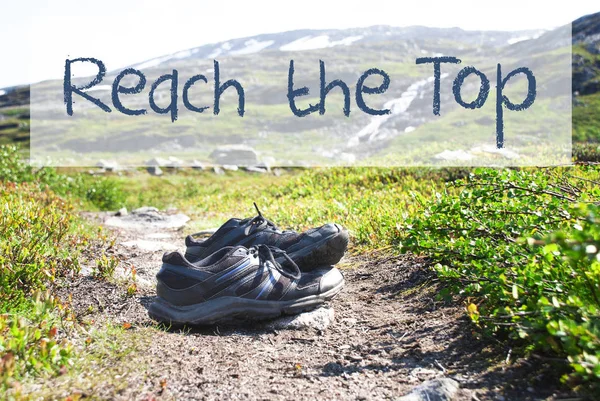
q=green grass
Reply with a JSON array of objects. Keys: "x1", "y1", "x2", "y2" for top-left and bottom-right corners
[
  {"x1": 23, "y1": 322, "x2": 152, "y2": 401},
  {"x1": 0, "y1": 107, "x2": 30, "y2": 147},
  {"x1": 0, "y1": 294, "x2": 74, "y2": 393},
  {"x1": 0, "y1": 146, "x2": 125, "y2": 211},
  {"x1": 574, "y1": 92, "x2": 600, "y2": 143},
  {"x1": 572, "y1": 43, "x2": 600, "y2": 143},
  {"x1": 0, "y1": 119, "x2": 29, "y2": 146},
  {"x1": 111, "y1": 167, "x2": 447, "y2": 251}
]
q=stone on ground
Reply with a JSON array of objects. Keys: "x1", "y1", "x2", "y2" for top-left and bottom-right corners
[
  {"x1": 396, "y1": 378, "x2": 459, "y2": 401},
  {"x1": 191, "y1": 160, "x2": 207, "y2": 170},
  {"x1": 266, "y1": 307, "x2": 334, "y2": 331},
  {"x1": 245, "y1": 166, "x2": 268, "y2": 174},
  {"x1": 104, "y1": 206, "x2": 189, "y2": 230},
  {"x1": 145, "y1": 157, "x2": 168, "y2": 167},
  {"x1": 147, "y1": 166, "x2": 163, "y2": 176},
  {"x1": 121, "y1": 239, "x2": 178, "y2": 252},
  {"x1": 210, "y1": 144, "x2": 258, "y2": 165},
  {"x1": 96, "y1": 159, "x2": 118, "y2": 171}
]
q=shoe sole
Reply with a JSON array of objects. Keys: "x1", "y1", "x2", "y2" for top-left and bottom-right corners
[
  {"x1": 148, "y1": 280, "x2": 344, "y2": 326},
  {"x1": 286, "y1": 229, "x2": 350, "y2": 271}
]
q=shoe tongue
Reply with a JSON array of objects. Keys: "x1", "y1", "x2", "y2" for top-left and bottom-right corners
[
  {"x1": 227, "y1": 245, "x2": 254, "y2": 260},
  {"x1": 200, "y1": 246, "x2": 245, "y2": 267}
]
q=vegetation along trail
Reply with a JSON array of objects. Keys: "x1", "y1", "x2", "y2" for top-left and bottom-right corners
[{"x1": 1, "y1": 144, "x2": 599, "y2": 399}]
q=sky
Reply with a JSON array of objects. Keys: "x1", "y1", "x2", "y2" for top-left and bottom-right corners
[{"x1": 0, "y1": 0, "x2": 598, "y2": 88}]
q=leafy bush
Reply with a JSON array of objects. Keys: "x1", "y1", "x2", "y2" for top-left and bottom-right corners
[
  {"x1": 0, "y1": 293, "x2": 73, "y2": 391},
  {"x1": 573, "y1": 142, "x2": 600, "y2": 163},
  {"x1": 573, "y1": 89, "x2": 600, "y2": 144},
  {"x1": 0, "y1": 182, "x2": 88, "y2": 312},
  {"x1": 0, "y1": 145, "x2": 125, "y2": 210},
  {"x1": 401, "y1": 167, "x2": 600, "y2": 388},
  {"x1": 0, "y1": 181, "x2": 88, "y2": 391},
  {"x1": 0, "y1": 148, "x2": 127, "y2": 393},
  {"x1": 537, "y1": 207, "x2": 600, "y2": 385},
  {"x1": 93, "y1": 253, "x2": 119, "y2": 280}
]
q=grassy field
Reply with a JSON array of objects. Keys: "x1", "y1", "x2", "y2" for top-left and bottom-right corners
[{"x1": 112, "y1": 167, "x2": 452, "y2": 251}]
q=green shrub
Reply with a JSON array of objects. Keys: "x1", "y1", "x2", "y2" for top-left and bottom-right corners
[
  {"x1": 536, "y1": 206, "x2": 600, "y2": 385},
  {"x1": 0, "y1": 146, "x2": 35, "y2": 182},
  {"x1": 0, "y1": 293, "x2": 73, "y2": 391},
  {"x1": 0, "y1": 182, "x2": 88, "y2": 391},
  {"x1": 93, "y1": 254, "x2": 119, "y2": 280},
  {"x1": 573, "y1": 90, "x2": 600, "y2": 144},
  {"x1": 0, "y1": 145, "x2": 125, "y2": 210},
  {"x1": 0, "y1": 182, "x2": 85, "y2": 312},
  {"x1": 401, "y1": 167, "x2": 600, "y2": 388},
  {"x1": 50, "y1": 173, "x2": 126, "y2": 211},
  {"x1": 573, "y1": 142, "x2": 600, "y2": 163}
]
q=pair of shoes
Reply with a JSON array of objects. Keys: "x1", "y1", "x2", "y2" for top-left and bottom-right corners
[{"x1": 149, "y1": 204, "x2": 349, "y2": 326}]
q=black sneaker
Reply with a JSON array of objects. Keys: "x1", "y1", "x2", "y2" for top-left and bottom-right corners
[
  {"x1": 185, "y1": 204, "x2": 349, "y2": 271},
  {"x1": 149, "y1": 244, "x2": 345, "y2": 326}
]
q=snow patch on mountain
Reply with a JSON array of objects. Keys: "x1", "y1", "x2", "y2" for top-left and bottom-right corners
[
  {"x1": 83, "y1": 85, "x2": 112, "y2": 92},
  {"x1": 208, "y1": 42, "x2": 233, "y2": 58},
  {"x1": 348, "y1": 75, "x2": 438, "y2": 147},
  {"x1": 508, "y1": 30, "x2": 546, "y2": 45},
  {"x1": 507, "y1": 36, "x2": 531, "y2": 45},
  {"x1": 230, "y1": 39, "x2": 275, "y2": 55},
  {"x1": 330, "y1": 35, "x2": 363, "y2": 46},
  {"x1": 173, "y1": 49, "x2": 198, "y2": 59},
  {"x1": 135, "y1": 55, "x2": 174, "y2": 70},
  {"x1": 280, "y1": 35, "x2": 330, "y2": 51},
  {"x1": 280, "y1": 35, "x2": 363, "y2": 51}
]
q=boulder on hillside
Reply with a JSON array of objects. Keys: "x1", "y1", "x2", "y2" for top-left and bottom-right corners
[
  {"x1": 147, "y1": 166, "x2": 163, "y2": 176},
  {"x1": 210, "y1": 145, "x2": 258, "y2": 166}
]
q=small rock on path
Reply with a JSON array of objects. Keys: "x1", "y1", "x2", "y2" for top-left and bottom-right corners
[
  {"x1": 397, "y1": 378, "x2": 460, "y2": 401},
  {"x1": 267, "y1": 307, "x2": 335, "y2": 331}
]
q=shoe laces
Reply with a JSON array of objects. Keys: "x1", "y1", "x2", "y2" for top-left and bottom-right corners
[
  {"x1": 243, "y1": 203, "x2": 280, "y2": 236},
  {"x1": 247, "y1": 244, "x2": 301, "y2": 280}
]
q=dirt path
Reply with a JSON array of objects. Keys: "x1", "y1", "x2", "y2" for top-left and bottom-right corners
[{"x1": 48, "y1": 210, "x2": 571, "y2": 401}]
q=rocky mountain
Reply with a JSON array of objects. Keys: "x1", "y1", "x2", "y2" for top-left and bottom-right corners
[
  {"x1": 573, "y1": 11, "x2": 600, "y2": 44},
  {"x1": 0, "y1": 12, "x2": 598, "y2": 164},
  {"x1": 127, "y1": 26, "x2": 542, "y2": 71},
  {"x1": 573, "y1": 12, "x2": 600, "y2": 95},
  {"x1": 572, "y1": 12, "x2": 600, "y2": 142}
]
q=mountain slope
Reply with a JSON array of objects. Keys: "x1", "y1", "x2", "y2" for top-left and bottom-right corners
[
  {"x1": 1, "y1": 14, "x2": 599, "y2": 154},
  {"x1": 572, "y1": 11, "x2": 600, "y2": 142},
  {"x1": 128, "y1": 25, "x2": 541, "y2": 71}
]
